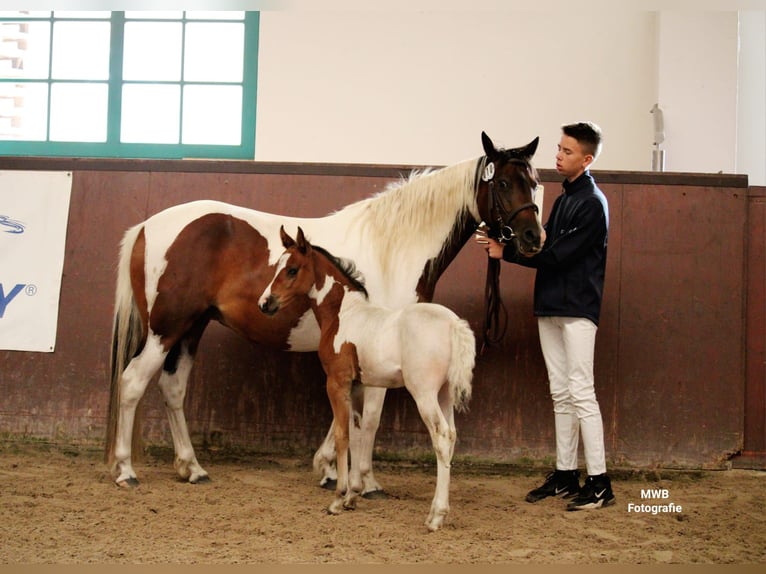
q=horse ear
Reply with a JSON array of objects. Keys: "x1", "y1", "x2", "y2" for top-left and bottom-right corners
[
  {"x1": 295, "y1": 226, "x2": 310, "y2": 254},
  {"x1": 481, "y1": 131, "x2": 498, "y2": 160},
  {"x1": 280, "y1": 225, "x2": 295, "y2": 249},
  {"x1": 518, "y1": 136, "x2": 539, "y2": 160}
]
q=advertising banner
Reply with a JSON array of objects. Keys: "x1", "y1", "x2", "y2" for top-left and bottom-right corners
[{"x1": 0, "y1": 171, "x2": 73, "y2": 352}]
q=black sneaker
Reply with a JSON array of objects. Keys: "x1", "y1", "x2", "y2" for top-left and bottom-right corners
[
  {"x1": 566, "y1": 473, "x2": 616, "y2": 511},
  {"x1": 525, "y1": 469, "x2": 581, "y2": 503}
]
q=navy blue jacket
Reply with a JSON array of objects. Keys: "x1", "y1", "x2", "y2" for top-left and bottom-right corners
[{"x1": 503, "y1": 170, "x2": 608, "y2": 325}]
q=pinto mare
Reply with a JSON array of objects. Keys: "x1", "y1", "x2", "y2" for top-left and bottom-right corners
[
  {"x1": 105, "y1": 132, "x2": 542, "y2": 491},
  {"x1": 259, "y1": 226, "x2": 475, "y2": 531}
]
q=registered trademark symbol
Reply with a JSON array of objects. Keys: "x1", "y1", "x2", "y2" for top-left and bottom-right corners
[{"x1": 25, "y1": 284, "x2": 37, "y2": 296}]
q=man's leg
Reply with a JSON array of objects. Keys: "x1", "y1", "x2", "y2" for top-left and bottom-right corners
[
  {"x1": 525, "y1": 317, "x2": 580, "y2": 503},
  {"x1": 560, "y1": 317, "x2": 615, "y2": 510}
]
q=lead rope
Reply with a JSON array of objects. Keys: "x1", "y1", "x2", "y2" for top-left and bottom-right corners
[
  {"x1": 481, "y1": 255, "x2": 508, "y2": 355},
  {"x1": 475, "y1": 156, "x2": 509, "y2": 354}
]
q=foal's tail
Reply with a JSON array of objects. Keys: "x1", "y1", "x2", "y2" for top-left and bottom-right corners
[
  {"x1": 105, "y1": 223, "x2": 145, "y2": 465},
  {"x1": 447, "y1": 318, "x2": 476, "y2": 413}
]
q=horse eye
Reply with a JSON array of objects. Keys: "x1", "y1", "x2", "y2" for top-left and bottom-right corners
[
  {"x1": 286, "y1": 267, "x2": 298, "y2": 278},
  {"x1": 498, "y1": 180, "x2": 509, "y2": 190}
]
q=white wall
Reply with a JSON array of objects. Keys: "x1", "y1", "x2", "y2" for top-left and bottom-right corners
[
  {"x1": 737, "y1": 11, "x2": 766, "y2": 186},
  {"x1": 254, "y1": 10, "x2": 763, "y2": 182},
  {"x1": 255, "y1": 11, "x2": 658, "y2": 171},
  {"x1": 656, "y1": 12, "x2": 739, "y2": 175}
]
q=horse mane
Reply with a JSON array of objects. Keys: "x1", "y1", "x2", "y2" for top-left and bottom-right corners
[
  {"x1": 311, "y1": 243, "x2": 369, "y2": 298},
  {"x1": 338, "y1": 158, "x2": 480, "y2": 276}
]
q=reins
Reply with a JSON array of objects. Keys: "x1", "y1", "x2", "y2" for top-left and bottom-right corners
[{"x1": 482, "y1": 255, "x2": 507, "y2": 354}]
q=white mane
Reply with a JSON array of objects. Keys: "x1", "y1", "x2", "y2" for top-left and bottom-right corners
[{"x1": 337, "y1": 158, "x2": 480, "y2": 276}]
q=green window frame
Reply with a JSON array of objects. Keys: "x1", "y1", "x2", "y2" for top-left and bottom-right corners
[{"x1": 0, "y1": 11, "x2": 259, "y2": 159}]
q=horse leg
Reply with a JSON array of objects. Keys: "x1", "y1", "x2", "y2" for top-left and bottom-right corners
[
  {"x1": 312, "y1": 421, "x2": 338, "y2": 490},
  {"x1": 347, "y1": 382, "x2": 365, "y2": 498},
  {"x1": 112, "y1": 337, "x2": 166, "y2": 487},
  {"x1": 410, "y1": 384, "x2": 456, "y2": 532},
  {"x1": 356, "y1": 386, "x2": 387, "y2": 497},
  {"x1": 325, "y1": 375, "x2": 356, "y2": 514},
  {"x1": 313, "y1": 386, "x2": 373, "y2": 493},
  {"x1": 157, "y1": 339, "x2": 209, "y2": 484}
]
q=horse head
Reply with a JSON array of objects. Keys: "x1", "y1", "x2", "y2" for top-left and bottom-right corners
[
  {"x1": 258, "y1": 226, "x2": 315, "y2": 316},
  {"x1": 477, "y1": 131, "x2": 543, "y2": 256}
]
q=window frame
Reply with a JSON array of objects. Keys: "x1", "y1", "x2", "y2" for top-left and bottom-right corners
[{"x1": 0, "y1": 11, "x2": 259, "y2": 160}]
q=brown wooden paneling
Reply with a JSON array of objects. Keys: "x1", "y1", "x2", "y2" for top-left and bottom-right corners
[
  {"x1": 615, "y1": 184, "x2": 746, "y2": 466},
  {"x1": 0, "y1": 159, "x2": 753, "y2": 469},
  {"x1": 0, "y1": 156, "x2": 749, "y2": 188},
  {"x1": 739, "y1": 186, "x2": 766, "y2": 468}
]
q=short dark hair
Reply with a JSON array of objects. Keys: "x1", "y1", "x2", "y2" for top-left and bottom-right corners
[{"x1": 562, "y1": 121, "x2": 602, "y2": 159}]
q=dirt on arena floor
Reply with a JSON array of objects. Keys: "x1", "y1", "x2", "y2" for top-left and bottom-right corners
[{"x1": 0, "y1": 441, "x2": 764, "y2": 565}]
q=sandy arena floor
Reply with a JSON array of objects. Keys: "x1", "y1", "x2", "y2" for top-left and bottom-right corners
[{"x1": 0, "y1": 442, "x2": 764, "y2": 564}]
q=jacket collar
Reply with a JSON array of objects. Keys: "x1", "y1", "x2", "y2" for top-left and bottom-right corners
[{"x1": 562, "y1": 170, "x2": 593, "y2": 195}]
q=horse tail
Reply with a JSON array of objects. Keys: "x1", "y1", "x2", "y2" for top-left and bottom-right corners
[
  {"x1": 105, "y1": 223, "x2": 145, "y2": 465},
  {"x1": 447, "y1": 317, "x2": 476, "y2": 413}
]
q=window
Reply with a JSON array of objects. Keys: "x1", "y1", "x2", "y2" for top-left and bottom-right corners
[{"x1": 0, "y1": 11, "x2": 259, "y2": 159}]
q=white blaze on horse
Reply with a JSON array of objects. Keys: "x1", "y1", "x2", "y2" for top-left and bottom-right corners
[
  {"x1": 259, "y1": 226, "x2": 475, "y2": 531},
  {"x1": 105, "y1": 131, "x2": 541, "y2": 492}
]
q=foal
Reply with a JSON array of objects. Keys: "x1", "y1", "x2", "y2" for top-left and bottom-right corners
[{"x1": 259, "y1": 226, "x2": 476, "y2": 531}]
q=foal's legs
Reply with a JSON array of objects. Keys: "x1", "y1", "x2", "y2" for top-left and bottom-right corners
[
  {"x1": 313, "y1": 385, "x2": 386, "y2": 496},
  {"x1": 347, "y1": 383, "x2": 366, "y2": 496},
  {"x1": 325, "y1": 375, "x2": 358, "y2": 515},
  {"x1": 409, "y1": 382, "x2": 457, "y2": 532},
  {"x1": 355, "y1": 386, "x2": 387, "y2": 496},
  {"x1": 111, "y1": 335, "x2": 167, "y2": 487},
  {"x1": 157, "y1": 339, "x2": 209, "y2": 484}
]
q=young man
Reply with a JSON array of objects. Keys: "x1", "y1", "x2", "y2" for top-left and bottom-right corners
[{"x1": 478, "y1": 122, "x2": 614, "y2": 511}]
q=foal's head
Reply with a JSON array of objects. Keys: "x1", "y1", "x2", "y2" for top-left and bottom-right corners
[
  {"x1": 478, "y1": 131, "x2": 543, "y2": 255},
  {"x1": 258, "y1": 226, "x2": 366, "y2": 316}
]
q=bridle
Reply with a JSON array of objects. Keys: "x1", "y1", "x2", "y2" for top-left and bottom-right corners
[
  {"x1": 476, "y1": 155, "x2": 539, "y2": 244},
  {"x1": 474, "y1": 155, "x2": 539, "y2": 352}
]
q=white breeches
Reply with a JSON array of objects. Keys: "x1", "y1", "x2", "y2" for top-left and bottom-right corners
[{"x1": 537, "y1": 316, "x2": 606, "y2": 476}]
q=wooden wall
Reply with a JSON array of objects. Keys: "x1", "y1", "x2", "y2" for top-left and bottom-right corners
[{"x1": 0, "y1": 157, "x2": 755, "y2": 469}]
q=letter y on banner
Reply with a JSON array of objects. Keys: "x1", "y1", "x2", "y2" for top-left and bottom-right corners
[{"x1": 0, "y1": 171, "x2": 73, "y2": 352}]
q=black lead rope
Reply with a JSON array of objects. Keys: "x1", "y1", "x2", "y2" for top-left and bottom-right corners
[
  {"x1": 481, "y1": 254, "x2": 508, "y2": 355},
  {"x1": 477, "y1": 161, "x2": 538, "y2": 354},
  {"x1": 479, "y1": 167, "x2": 509, "y2": 354}
]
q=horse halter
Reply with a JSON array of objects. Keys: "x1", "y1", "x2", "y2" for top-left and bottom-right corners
[{"x1": 476, "y1": 155, "x2": 539, "y2": 244}]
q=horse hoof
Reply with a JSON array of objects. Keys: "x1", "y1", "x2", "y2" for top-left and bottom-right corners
[
  {"x1": 426, "y1": 512, "x2": 447, "y2": 532},
  {"x1": 327, "y1": 500, "x2": 344, "y2": 515},
  {"x1": 320, "y1": 479, "x2": 337, "y2": 491},
  {"x1": 362, "y1": 489, "x2": 387, "y2": 500},
  {"x1": 190, "y1": 475, "x2": 211, "y2": 484},
  {"x1": 426, "y1": 522, "x2": 442, "y2": 532},
  {"x1": 117, "y1": 477, "x2": 139, "y2": 489}
]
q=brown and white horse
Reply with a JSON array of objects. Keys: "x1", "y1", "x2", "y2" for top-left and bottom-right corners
[
  {"x1": 105, "y1": 131, "x2": 541, "y2": 491},
  {"x1": 259, "y1": 226, "x2": 475, "y2": 531}
]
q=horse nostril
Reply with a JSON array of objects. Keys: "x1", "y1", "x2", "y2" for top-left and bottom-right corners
[
  {"x1": 523, "y1": 228, "x2": 538, "y2": 245},
  {"x1": 259, "y1": 296, "x2": 278, "y2": 316}
]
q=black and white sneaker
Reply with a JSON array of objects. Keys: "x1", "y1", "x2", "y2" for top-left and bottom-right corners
[
  {"x1": 525, "y1": 469, "x2": 581, "y2": 503},
  {"x1": 566, "y1": 473, "x2": 615, "y2": 511}
]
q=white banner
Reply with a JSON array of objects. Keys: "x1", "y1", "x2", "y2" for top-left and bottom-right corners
[{"x1": 0, "y1": 171, "x2": 73, "y2": 352}]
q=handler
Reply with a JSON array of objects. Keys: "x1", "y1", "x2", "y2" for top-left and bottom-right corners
[{"x1": 477, "y1": 121, "x2": 614, "y2": 511}]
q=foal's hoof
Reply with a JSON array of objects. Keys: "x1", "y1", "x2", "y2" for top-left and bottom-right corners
[
  {"x1": 362, "y1": 489, "x2": 388, "y2": 500},
  {"x1": 426, "y1": 520, "x2": 443, "y2": 532},
  {"x1": 319, "y1": 479, "x2": 337, "y2": 491},
  {"x1": 117, "y1": 477, "x2": 139, "y2": 489},
  {"x1": 327, "y1": 499, "x2": 344, "y2": 515},
  {"x1": 426, "y1": 510, "x2": 448, "y2": 532},
  {"x1": 190, "y1": 475, "x2": 211, "y2": 485}
]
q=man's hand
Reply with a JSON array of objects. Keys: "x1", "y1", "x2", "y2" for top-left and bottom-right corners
[{"x1": 475, "y1": 227, "x2": 505, "y2": 259}]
